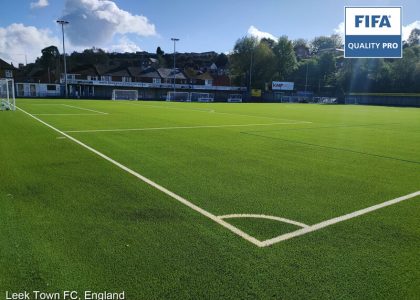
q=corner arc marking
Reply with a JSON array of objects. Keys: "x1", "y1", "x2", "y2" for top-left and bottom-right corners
[{"x1": 218, "y1": 214, "x2": 309, "y2": 228}]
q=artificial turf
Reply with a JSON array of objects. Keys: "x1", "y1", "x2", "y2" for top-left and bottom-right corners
[{"x1": 0, "y1": 99, "x2": 419, "y2": 299}]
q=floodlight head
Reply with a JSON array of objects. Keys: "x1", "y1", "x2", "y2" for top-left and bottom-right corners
[
  {"x1": 171, "y1": 38, "x2": 180, "y2": 42},
  {"x1": 57, "y1": 20, "x2": 69, "y2": 25}
]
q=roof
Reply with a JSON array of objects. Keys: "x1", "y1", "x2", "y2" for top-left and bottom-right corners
[
  {"x1": 0, "y1": 58, "x2": 15, "y2": 70},
  {"x1": 95, "y1": 64, "x2": 112, "y2": 76},
  {"x1": 128, "y1": 67, "x2": 160, "y2": 78},
  {"x1": 157, "y1": 68, "x2": 186, "y2": 80},
  {"x1": 196, "y1": 72, "x2": 213, "y2": 81},
  {"x1": 105, "y1": 67, "x2": 131, "y2": 77},
  {"x1": 70, "y1": 64, "x2": 99, "y2": 76},
  {"x1": 183, "y1": 69, "x2": 213, "y2": 80}
]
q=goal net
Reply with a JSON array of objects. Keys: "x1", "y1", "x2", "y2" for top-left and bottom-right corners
[
  {"x1": 190, "y1": 92, "x2": 214, "y2": 102},
  {"x1": 319, "y1": 97, "x2": 338, "y2": 104},
  {"x1": 112, "y1": 89, "x2": 138, "y2": 101},
  {"x1": 166, "y1": 92, "x2": 190, "y2": 102},
  {"x1": 227, "y1": 94, "x2": 243, "y2": 103},
  {"x1": 0, "y1": 78, "x2": 16, "y2": 111}
]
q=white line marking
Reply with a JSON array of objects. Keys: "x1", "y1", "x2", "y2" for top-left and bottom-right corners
[
  {"x1": 219, "y1": 214, "x2": 309, "y2": 228},
  {"x1": 33, "y1": 113, "x2": 105, "y2": 116},
  {"x1": 139, "y1": 103, "x2": 215, "y2": 113},
  {"x1": 61, "y1": 104, "x2": 108, "y2": 115},
  {"x1": 26, "y1": 103, "x2": 61, "y2": 105},
  {"x1": 138, "y1": 103, "x2": 310, "y2": 123},
  {"x1": 261, "y1": 191, "x2": 420, "y2": 247},
  {"x1": 16, "y1": 106, "x2": 264, "y2": 248},
  {"x1": 64, "y1": 122, "x2": 309, "y2": 133},
  {"x1": 214, "y1": 111, "x2": 311, "y2": 123}
]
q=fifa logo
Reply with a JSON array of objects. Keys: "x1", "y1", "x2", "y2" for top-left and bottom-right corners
[
  {"x1": 355, "y1": 15, "x2": 391, "y2": 28},
  {"x1": 345, "y1": 7, "x2": 402, "y2": 58}
]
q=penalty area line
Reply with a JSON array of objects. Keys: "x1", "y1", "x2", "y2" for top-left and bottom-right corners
[
  {"x1": 61, "y1": 104, "x2": 108, "y2": 115},
  {"x1": 64, "y1": 122, "x2": 311, "y2": 133},
  {"x1": 33, "y1": 113, "x2": 106, "y2": 116},
  {"x1": 16, "y1": 106, "x2": 265, "y2": 248}
]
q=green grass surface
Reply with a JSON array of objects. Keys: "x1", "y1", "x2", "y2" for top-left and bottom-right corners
[{"x1": 1, "y1": 99, "x2": 419, "y2": 299}]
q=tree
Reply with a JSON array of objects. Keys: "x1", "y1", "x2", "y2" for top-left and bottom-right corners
[
  {"x1": 391, "y1": 47, "x2": 418, "y2": 91},
  {"x1": 292, "y1": 58, "x2": 319, "y2": 92},
  {"x1": 215, "y1": 53, "x2": 228, "y2": 68},
  {"x1": 260, "y1": 38, "x2": 276, "y2": 49},
  {"x1": 318, "y1": 52, "x2": 336, "y2": 80},
  {"x1": 229, "y1": 36, "x2": 258, "y2": 86},
  {"x1": 310, "y1": 34, "x2": 342, "y2": 55},
  {"x1": 273, "y1": 36, "x2": 298, "y2": 80},
  {"x1": 38, "y1": 45, "x2": 61, "y2": 83},
  {"x1": 292, "y1": 39, "x2": 309, "y2": 60},
  {"x1": 407, "y1": 28, "x2": 420, "y2": 47},
  {"x1": 156, "y1": 46, "x2": 164, "y2": 56},
  {"x1": 39, "y1": 46, "x2": 60, "y2": 69},
  {"x1": 251, "y1": 42, "x2": 277, "y2": 89}
]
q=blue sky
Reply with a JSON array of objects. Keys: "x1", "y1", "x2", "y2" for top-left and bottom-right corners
[{"x1": 1, "y1": 0, "x2": 419, "y2": 65}]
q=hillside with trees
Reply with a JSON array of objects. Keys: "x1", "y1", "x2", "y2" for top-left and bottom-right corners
[
  {"x1": 229, "y1": 29, "x2": 420, "y2": 96},
  {"x1": 14, "y1": 28, "x2": 420, "y2": 97}
]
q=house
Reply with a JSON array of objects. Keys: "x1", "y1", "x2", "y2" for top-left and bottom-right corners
[
  {"x1": 157, "y1": 68, "x2": 187, "y2": 84},
  {"x1": 128, "y1": 66, "x2": 161, "y2": 84},
  {"x1": 195, "y1": 72, "x2": 213, "y2": 86},
  {"x1": 0, "y1": 58, "x2": 15, "y2": 79},
  {"x1": 213, "y1": 75, "x2": 230, "y2": 86},
  {"x1": 105, "y1": 67, "x2": 132, "y2": 82},
  {"x1": 294, "y1": 44, "x2": 310, "y2": 60},
  {"x1": 184, "y1": 69, "x2": 214, "y2": 86}
]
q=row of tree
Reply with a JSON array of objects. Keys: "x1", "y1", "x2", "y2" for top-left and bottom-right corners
[{"x1": 229, "y1": 29, "x2": 420, "y2": 95}]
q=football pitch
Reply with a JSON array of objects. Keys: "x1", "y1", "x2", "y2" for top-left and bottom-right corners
[{"x1": 1, "y1": 99, "x2": 419, "y2": 298}]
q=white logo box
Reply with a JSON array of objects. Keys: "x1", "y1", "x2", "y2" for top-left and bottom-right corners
[{"x1": 345, "y1": 7, "x2": 402, "y2": 36}]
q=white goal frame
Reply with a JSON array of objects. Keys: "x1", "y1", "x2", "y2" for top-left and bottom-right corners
[
  {"x1": 0, "y1": 78, "x2": 16, "y2": 111},
  {"x1": 112, "y1": 89, "x2": 138, "y2": 101},
  {"x1": 166, "y1": 91, "x2": 190, "y2": 102},
  {"x1": 190, "y1": 92, "x2": 214, "y2": 102},
  {"x1": 227, "y1": 94, "x2": 243, "y2": 103}
]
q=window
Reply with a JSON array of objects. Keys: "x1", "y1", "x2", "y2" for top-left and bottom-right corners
[
  {"x1": 153, "y1": 78, "x2": 161, "y2": 84},
  {"x1": 122, "y1": 77, "x2": 132, "y2": 82},
  {"x1": 101, "y1": 76, "x2": 111, "y2": 81},
  {"x1": 5, "y1": 70, "x2": 13, "y2": 78},
  {"x1": 47, "y1": 85, "x2": 57, "y2": 91}
]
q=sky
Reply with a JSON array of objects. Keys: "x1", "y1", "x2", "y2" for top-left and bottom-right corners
[{"x1": 0, "y1": 0, "x2": 419, "y2": 66}]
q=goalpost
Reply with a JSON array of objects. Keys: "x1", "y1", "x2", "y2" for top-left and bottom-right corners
[
  {"x1": 0, "y1": 78, "x2": 16, "y2": 111},
  {"x1": 112, "y1": 89, "x2": 138, "y2": 101},
  {"x1": 227, "y1": 94, "x2": 243, "y2": 103},
  {"x1": 190, "y1": 92, "x2": 214, "y2": 102},
  {"x1": 166, "y1": 91, "x2": 190, "y2": 102}
]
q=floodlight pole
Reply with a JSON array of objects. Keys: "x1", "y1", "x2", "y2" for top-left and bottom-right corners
[
  {"x1": 249, "y1": 52, "x2": 253, "y2": 89},
  {"x1": 304, "y1": 62, "x2": 309, "y2": 93},
  {"x1": 171, "y1": 38, "x2": 179, "y2": 94},
  {"x1": 57, "y1": 20, "x2": 69, "y2": 98},
  {"x1": 249, "y1": 49, "x2": 254, "y2": 99}
]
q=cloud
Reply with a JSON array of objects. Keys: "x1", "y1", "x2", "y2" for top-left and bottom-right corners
[
  {"x1": 334, "y1": 22, "x2": 345, "y2": 40},
  {"x1": 61, "y1": 0, "x2": 156, "y2": 47},
  {"x1": 335, "y1": 20, "x2": 420, "y2": 41},
  {"x1": 247, "y1": 25, "x2": 277, "y2": 41},
  {"x1": 108, "y1": 36, "x2": 142, "y2": 53},
  {"x1": 402, "y1": 20, "x2": 420, "y2": 41},
  {"x1": 0, "y1": 23, "x2": 59, "y2": 66},
  {"x1": 30, "y1": 0, "x2": 49, "y2": 9}
]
